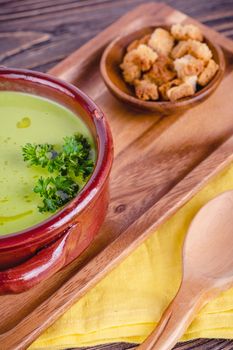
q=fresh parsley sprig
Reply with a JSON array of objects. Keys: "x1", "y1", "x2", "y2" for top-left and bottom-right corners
[
  {"x1": 22, "y1": 143, "x2": 55, "y2": 169},
  {"x1": 22, "y1": 134, "x2": 94, "y2": 181},
  {"x1": 34, "y1": 176, "x2": 79, "y2": 213},
  {"x1": 60, "y1": 134, "x2": 93, "y2": 179},
  {"x1": 22, "y1": 133, "x2": 94, "y2": 213}
]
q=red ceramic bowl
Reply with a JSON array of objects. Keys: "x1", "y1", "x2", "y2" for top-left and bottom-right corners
[{"x1": 0, "y1": 67, "x2": 113, "y2": 294}]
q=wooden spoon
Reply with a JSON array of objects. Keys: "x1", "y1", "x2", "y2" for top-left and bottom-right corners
[{"x1": 138, "y1": 190, "x2": 233, "y2": 350}]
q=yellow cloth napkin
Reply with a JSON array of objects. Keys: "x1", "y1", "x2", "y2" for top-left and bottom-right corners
[{"x1": 30, "y1": 163, "x2": 233, "y2": 350}]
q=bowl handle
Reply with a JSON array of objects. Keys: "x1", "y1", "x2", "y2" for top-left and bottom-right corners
[{"x1": 0, "y1": 222, "x2": 79, "y2": 294}]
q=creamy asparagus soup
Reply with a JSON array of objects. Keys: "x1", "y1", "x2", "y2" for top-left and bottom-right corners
[{"x1": 0, "y1": 91, "x2": 95, "y2": 236}]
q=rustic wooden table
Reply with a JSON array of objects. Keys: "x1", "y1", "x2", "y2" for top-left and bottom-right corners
[{"x1": 1, "y1": 0, "x2": 233, "y2": 349}]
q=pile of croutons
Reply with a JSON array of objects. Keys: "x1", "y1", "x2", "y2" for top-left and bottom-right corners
[{"x1": 120, "y1": 24, "x2": 219, "y2": 102}]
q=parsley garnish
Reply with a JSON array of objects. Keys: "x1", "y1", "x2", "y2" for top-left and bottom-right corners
[
  {"x1": 22, "y1": 143, "x2": 55, "y2": 169},
  {"x1": 22, "y1": 134, "x2": 94, "y2": 213},
  {"x1": 34, "y1": 176, "x2": 79, "y2": 213}
]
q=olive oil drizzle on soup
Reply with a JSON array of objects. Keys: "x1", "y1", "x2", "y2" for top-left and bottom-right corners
[{"x1": 0, "y1": 91, "x2": 95, "y2": 236}]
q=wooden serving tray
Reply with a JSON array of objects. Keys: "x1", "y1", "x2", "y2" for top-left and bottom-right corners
[{"x1": 1, "y1": 3, "x2": 233, "y2": 349}]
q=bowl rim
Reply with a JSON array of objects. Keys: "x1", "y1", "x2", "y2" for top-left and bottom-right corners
[
  {"x1": 0, "y1": 67, "x2": 113, "y2": 248},
  {"x1": 100, "y1": 25, "x2": 226, "y2": 109}
]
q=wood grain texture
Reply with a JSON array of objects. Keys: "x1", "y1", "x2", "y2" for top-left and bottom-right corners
[
  {"x1": 1, "y1": 1, "x2": 233, "y2": 350},
  {"x1": 1, "y1": 0, "x2": 233, "y2": 71}
]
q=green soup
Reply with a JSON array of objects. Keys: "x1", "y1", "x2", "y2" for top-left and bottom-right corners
[{"x1": 0, "y1": 91, "x2": 95, "y2": 236}]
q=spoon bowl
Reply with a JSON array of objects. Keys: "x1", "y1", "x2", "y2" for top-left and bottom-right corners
[
  {"x1": 138, "y1": 190, "x2": 233, "y2": 350},
  {"x1": 184, "y1": 190, "x2": 233, "y2": 281}
]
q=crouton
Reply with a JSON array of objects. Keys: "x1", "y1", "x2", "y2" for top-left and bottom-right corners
[
  {"x1": 148, "y1": 28, "x2": 174, "y2": 56},
  {"x1": 143, "y1": 55, "x2": 176, "y2": 86},
  {"x1": 120, "y1": 62, "x2": 141, "y2": 84},
  {"x1": 167, "y1": 82, "x2": 195, "y2": 101},
  {"x1": 171, "y1": 23, "x2": 203, "y2": 42},
  {"x1": 134, "y1": 79, "x2": 159, "y2": 100},
  {"x1": 174, "y1": 54, "x2": 204, "y2": 79},
  {"x1": 171, "y1": 41, "x2": 190, "y2": 59},
  {"x1": 122, "y1": 44, "x2": 158, "y2": 72},
  {"x1": 183, "y1": 75, "x2": 198, "y2": 91},
  {"x1": 189, "y1": 40, "x2": 212, "y2": 62},
  {"x1": 198, "y1": 59, "x2": 219, "y2": 86},
  {"x1": 120, "y1": 23, "x2": 217, "y2": 101},
  {"x1": 159, "y1": 79, "x2": 182, "y2": 100}
]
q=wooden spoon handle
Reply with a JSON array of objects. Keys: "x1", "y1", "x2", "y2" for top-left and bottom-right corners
[{"x1": 138, "y1": 282, "x2": 209, "y2": 350}]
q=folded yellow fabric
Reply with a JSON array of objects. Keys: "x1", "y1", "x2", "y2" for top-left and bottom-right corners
[{"x1": 30, "y1": 163, "x2": 233, "y2": 350}]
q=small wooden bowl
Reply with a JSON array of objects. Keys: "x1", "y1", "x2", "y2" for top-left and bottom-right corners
[{"x1": 100, "y1": 26, "x2": 225, "y2": 115}]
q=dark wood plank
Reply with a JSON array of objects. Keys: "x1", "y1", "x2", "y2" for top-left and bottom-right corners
[
  {"x1": 1, "y1": 0, "x2": 233, "y2": 71},
  {"x1": 71, "y1": 338, "x2": 233, "y2": 349},
  {"x1": 73, "y1": 343, "x2": 136, "y2": 350},
  {"x1": 71, "y1": 338, "x2": 233, "y2": 350},
  {"x1": 1, "y1": 1, "x2": 233, "y2": 350}
]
